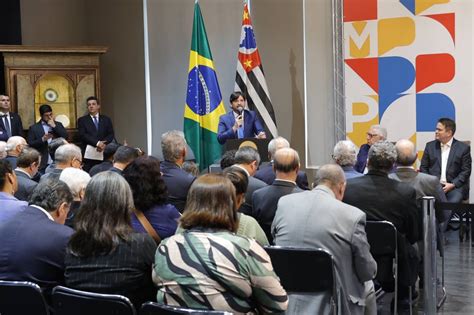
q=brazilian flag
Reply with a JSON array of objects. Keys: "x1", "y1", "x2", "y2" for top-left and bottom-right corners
[{"x1": 184, "y1": 1, "x2": 226, "y2": 171}]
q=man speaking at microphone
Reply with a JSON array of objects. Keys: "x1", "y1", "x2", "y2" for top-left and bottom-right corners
[{"x1": 217, "y1": 91, "x2": 266, "y2": 145}]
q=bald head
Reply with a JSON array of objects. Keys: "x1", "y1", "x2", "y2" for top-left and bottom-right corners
[
  {"x1": 273, "y1": 148, "x2": 300, "y2": 174},
  {"x1": 395, "y1": 139, "x2": 417, "y2": 166},
  {"x1": 315, "y1": 164, "x2": 346, "y2": 200}
]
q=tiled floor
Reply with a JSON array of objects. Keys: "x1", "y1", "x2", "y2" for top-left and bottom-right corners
[{"x1": 377, "y1": 230, "x2": 474, "y2": 314}]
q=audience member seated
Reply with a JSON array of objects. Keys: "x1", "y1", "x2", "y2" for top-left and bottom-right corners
[
  {"x1": 123, "y1": 156, "x2": 181, "y2": 240},
  {"x1": 64, "y1": 171, "x2": 157, "y2": 308},
  {"x1": 390, "y1": 139, "x2": 447, "y2": 223},
  {"x1": 343, "y1": 141, "x2": 420, "y2": 310},
  {"x1": 108, "y1": 145, "x2": 140, "y2": 175},
  {"x1": 333, "y1": 140, "x2": 363, "y2": 179},
  {"x1": 88, "y1": 142, "x2": 120, "y2": 176},
  {"x1": 255, "y1": 137, "x2": 309, "y2": 190},
  {"x1": 273, "y1": 164, "x2": 377, "y2": 315},
  {"x1": 40, "y1": 144, "x2": 82, "y2": 182},
  {"x1": 222, "y1": 167, "x2": 269, "y2": 245},
  {"x1": 0, "y1": 159, "x2": 27, "y2": 222},
  {"x1": 231, "y1": 146, "x2": 266, "y2": 215},
  {"x1": 0, "y1": 141, "x2": 6, "y2": 159},
  {"x1": 59, "y1": 168, "x2": 91, "y2": 228},
  {"x1": 182, "y1": 161, "x2": 200, "y2": 177},
  {"x1": 252, "y1": 148, "x2": 302, "y2": 243},
  {"x1": 5, "y1": 136, "x2": 27, "y2": 169},
  {"x1": 14, "y1": 147, "x2": 40, "y2": 201},
  {"x1": 355, "y1": 125, "x2": 387, "y2": 174},
  {"x1": 0, "y1": 179, "x2": 73, "y2": 289},
  {"x1": 160, "y1": 130, "x2": 196, "y2": 212},
  {"x1": 44, "y1": 137, "x2": 68, "y2": 174},
  {"x1": 153, "y1": 174, "x2": 288, "y2": 314},
  {"x1": 219, "y1": 149, "x2": 237, "y2": 169}
]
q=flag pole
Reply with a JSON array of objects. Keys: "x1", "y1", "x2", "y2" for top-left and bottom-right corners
[{"x1": 247, "y1": 0, "x2": 251, "y2": 15}]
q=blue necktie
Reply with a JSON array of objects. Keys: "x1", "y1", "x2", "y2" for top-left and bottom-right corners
[
  {"x1": 2, "y1": 115, "x2": 11, "y2": 138},
  {"x1": 237, "y1": 126, "x2": 244, "y2": 139},
  {"x1": 93, "y1": 116, "x2": 99, "y2": 130}
]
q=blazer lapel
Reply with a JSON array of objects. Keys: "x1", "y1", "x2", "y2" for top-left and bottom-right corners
[
  {"x1": 434, "y1": 141, "x2": 442, "y2": 171},
  {"x1": 446, "y1": 138, "x2": 457, "y2": 171}
]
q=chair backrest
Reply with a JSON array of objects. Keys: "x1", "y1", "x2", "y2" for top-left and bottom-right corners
[
  {"x1": 52, "y1": 286, "x2": 136, "y2": 315},
  {"x1": 263, "y1": 246, "x2": 336, "y2": 295},
  {"x1": 140, "y1": 302, "x2": 233, "y2": 315},
  {"x1": 365, "y1": 220, "x2": 397, "y2": 258},
  {"x1": 0, "y1": 280, "x2": 50, "y2": 315}
]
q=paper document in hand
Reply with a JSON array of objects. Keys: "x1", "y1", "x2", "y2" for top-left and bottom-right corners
[{"x1": 84, "y1": 145, "x2": 104, "y2": 161}]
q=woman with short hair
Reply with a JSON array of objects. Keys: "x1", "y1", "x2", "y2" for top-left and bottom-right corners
[
  {"x1": 64, "y1": 171, "x2": 156, "y2": 308},
  {"x1": 153, "y1": 173, "x2": 287, "y2": 314}
]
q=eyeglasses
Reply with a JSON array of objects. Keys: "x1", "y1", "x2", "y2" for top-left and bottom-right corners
[{"x1": 366, "y1": 133, "x2": 381, "y2": 138}]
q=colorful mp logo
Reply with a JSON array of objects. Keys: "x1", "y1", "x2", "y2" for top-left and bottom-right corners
[{"x1": 343, "y1": 0, "x2": 456, "y2": 148}]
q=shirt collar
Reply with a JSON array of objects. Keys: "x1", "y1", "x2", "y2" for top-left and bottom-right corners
[
  {"x1": 90, "y1": 114, "x2": 100, "y2": 119},
  {"x1": 274, "y1": 178, "x2": 297, "y2": 185},
  {"x1": 15, "y1": 168, "x2": 32, "y2": 178},
  {"x1": 441, "y1": 137, "x2": 453, "y2": 148},
  {"x1": 30, "y1": 205, "x2": 55, "y2": 221}
]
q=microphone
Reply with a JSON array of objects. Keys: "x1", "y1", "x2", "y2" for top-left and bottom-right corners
[{"x1": 237, "y1": 106, "x2": 244, "y2": 115}]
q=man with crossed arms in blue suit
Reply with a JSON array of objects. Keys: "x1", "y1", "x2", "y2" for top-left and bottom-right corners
[{"x1": 217, "y1": 91, "x2": 266, "y2": 145}]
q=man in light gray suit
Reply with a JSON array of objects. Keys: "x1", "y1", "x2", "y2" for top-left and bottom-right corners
[
  {"x1": 390, "y1": 139, "x2": 447, "y2": 223},
  {"x1": 272, "y1": 164, "x2": 377, "y2": 315},
  {"x1": 14, "y1": 147, "x2": 40, "y2": 201}
]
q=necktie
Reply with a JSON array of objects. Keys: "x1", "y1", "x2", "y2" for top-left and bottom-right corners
[
  {"x1": 93, "y1": 116, "x2": 99, "y2": 130},
  {"x1": 2, "y1": 115, "x2": 11, "y2": 138}
]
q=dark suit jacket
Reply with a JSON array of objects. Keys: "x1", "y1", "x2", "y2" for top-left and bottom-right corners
[
  {"x1": 14, "y1": 170, "x2": 38, "y2": 202},
  {"x1": 0, "y1": 206, "x2": 74, "y2": 288},
  {"x1": 27, "y1": 120, "x2": 68, "y2": 170},
  {"x1": 389, "y1": 167, "x2": 447, "y2": 223},
  {"x1": 160, "y1": 160, "x2": 196, "y2": 213},
  {"x1": 254, "y1": 163, "x2": 309, "y2": 190},
  {"x1": 217, "y1": 110, "x2": 264, "y2": 144},
  {"x1": 354, "y1": 143, "x2": 369, "y2": 173},
  {"x1": 252, "y1": 180, "x2": 302, "y2": 243},
  {"x1": 89, "y1": 160, "x2": 113, "y2": 176},
  {"x1": 343, "y1": 170, "x2": 420, "y2": 287},
  {"x1": 420, "y1": 138, "x2": 471, "y2": 199},
  {"x1": 77, "y1": 114, "x2": 115, "y2": 153},
  {"x1": 0, "y1": 112, "x2": 23, "y2": 141}
]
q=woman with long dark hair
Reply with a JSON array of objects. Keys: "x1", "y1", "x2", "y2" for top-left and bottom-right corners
[
  {"x1": 65, "y1": 171, "x2": 156, "y2": 307},
  {"x1": 123, "y1": 155, "x2": 180, "y2": 240},
  {"x1": 153, "y1": 173, "x2": 287, "y2": 314}
]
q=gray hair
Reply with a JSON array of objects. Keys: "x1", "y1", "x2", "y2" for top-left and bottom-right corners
[
  {"x1": 6, "y1": 136, "x2": 26, "y2": 152},
  {"x1": 29, "y1": 178, "x2": 73, "y2": 212},
  {"x1": 369, "y1": 125, "x2": 387, "y2": 140},
  {"x1": 55, "y1": 144, "x2": 81, "y2": 164},
  {"x1": 333, "y1": 140, "x2": 358, "y2": 167},
  {"x1": 59, "y1": 167, "x2": 91, "y2": 199},
  {"x1": 368, "y1": 140, "x2": 397, "y2": 172},
  {"x1": 161, "y1": 130, "x2": 187, "y2": 162},
  {"x1": 235, "y1": 146, "x2": 261, "y2": 166},
  {"x1": 268, "y1": 137, "x2": 290, "y2": 158},
  {"x1": 395, "y1": 139, "x2": 417, "y2": 166},
  {"x1": 83, "y1": 171, "x2": 134, "y2": 215},
  {"x1": 0, "y1": 141, "x2": 6, "y2": 159},
  {"x1": 315, "y1": 164, "x2": 345, "y2": 188}
]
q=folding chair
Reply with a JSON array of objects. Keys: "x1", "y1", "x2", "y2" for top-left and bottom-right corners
[
  {"x1": 140, "y1": 302, "x2": 233, "y2": 315},
  {"x1": 0, "y1": 280, "x2": 50, "y2": 315},
  {"x1": 52, "y1": 286, "x2": 136, "y2": 315},
  {"x1": 264, "y1": 246, "x2": 338, "y2": 314},
  {"x1": 365, "y1": 220, "x2": 414, "y2": 315}
]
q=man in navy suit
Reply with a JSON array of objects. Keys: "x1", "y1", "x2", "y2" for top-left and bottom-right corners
[
  {"x1": 27, "y1": 104, "x2": 68, "y2": 172},
  {"x1": 354, "y1": 125, "x2": 387, "y2": 173},
  {"x1": 0, "y1": 179, "x2": 73, "y2": 289},
  {"x1": 217, "y1": 91, "x2": 266, "y2": 145},
  {"x1": 420, "y1": 118, "x2": 472, "y2": 228},
  {"x1": 254, "y1": 136, "x2": 308, "y2": 190},
  {"x1": 77, "y1": 96, "x2": 115, "y2": 172},
  {"x1": 0, "y1": 94, "x2": 24, "y2": 142},
  {"x1": 160, "y1": 130, "x2": 196, "y2": 212}
]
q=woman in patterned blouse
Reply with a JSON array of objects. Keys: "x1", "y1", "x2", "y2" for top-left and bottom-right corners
[{"x1": 153, "y1": 173, "x2": 288, "y2": 314}]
